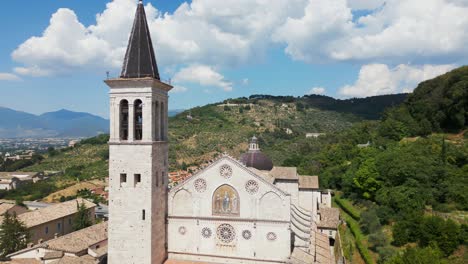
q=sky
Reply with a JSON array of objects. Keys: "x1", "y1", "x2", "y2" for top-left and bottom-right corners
[{"x1": 0, "y1": 0, "x2": 467, "y2": 118}]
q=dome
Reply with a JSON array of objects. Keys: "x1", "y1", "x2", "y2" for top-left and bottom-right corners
[
  {"x1": 240, "y1": 151, "x2": 274, "y2": 171},
  {"x1": 240, "y1": 136, "x2": 273, "y2": 170}
]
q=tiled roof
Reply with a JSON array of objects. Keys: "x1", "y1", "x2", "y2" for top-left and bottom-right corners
[
  {"x1": 0, "y1": 203, "x2": 15, "y2": 215},
  {"x1": 18, "y1": 199, "x2": 95, "y2": 228},
  {"x1": 43, "y1": 251, "x2": 64, "y2": 260},
  {"x1": 50, "y1": 255, "x2": 96, "y2": 264},
  {"x1": 318, "y1": 208, "x2": 340, "y2": 229},
  {"x1": 298, "y1": 175, "x2": 319, "y2": 189},
  {"x1": 46, "y1": 222, "x2": 107, "y2": 253},
  {"x1": 247, "y1": 167, "x2": 275, "y2": 184},
  {"x1": 269, "y1": 167, "x2": 298, "y2": 181}
]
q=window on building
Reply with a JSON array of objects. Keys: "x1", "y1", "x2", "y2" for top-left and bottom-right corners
[
  {"x1": 69, "y1": 218, "x2": 72, "y2": 225},
  {"x1": 57, "y1": 223, "x2": 61, "y2": 232},
  {"x1": 45, "y1": 226, "x2": 49, "y2": 234},
  {"x1": 162, "y1": 171, "x2": 165, "y2": 185},
  {"x1": 155, "y1": 172, "x2": 159, "y2": 187},
  {"x1": 134, "y1": 174, "x2": 141, "y2": 186},
  {"x1": 142, "y1": 210, "x2": 146, "y2": 220},
  {"x1": 120, "y1": 173, "x2": 127, "y2": 186},
  {"x1": 134, "y1": 99, "x2": 143, "y2": 140},
  {"x1": 329, "y1": 230, "x2": 333, "y2": 236},
  {"x1": 120, "y1": 99, "x2": 129, "y2": 140}
]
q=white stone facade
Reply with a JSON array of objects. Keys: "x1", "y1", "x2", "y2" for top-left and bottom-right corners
[
  {"x1": 106, "y1": 78, "x2": 172, "y2": 264},
  {"x1": 168, "y1": 157, "x2": 292, "y2": 264}
]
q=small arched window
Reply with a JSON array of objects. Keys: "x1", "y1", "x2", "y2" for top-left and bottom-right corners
[
  {"x1": 134, "y1": 99, "x2": 143, "y2": 140},
  {"x1": 120, "y1": 100, "x2": 129, "y2": 140}
]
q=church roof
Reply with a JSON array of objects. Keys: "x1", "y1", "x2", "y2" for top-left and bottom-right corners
[
  {"x1": 120, "y1": 0, "x2": 160, "y2": 79},
  {"x1": 239, "y1": 150, "x2": 274, "y2": 171},
  {"x1": 299, "y1": 175, "x2": 319, "y2": 189},
  {"x1": 269, "y1": 167, "x2": 298, "y2": 181}
]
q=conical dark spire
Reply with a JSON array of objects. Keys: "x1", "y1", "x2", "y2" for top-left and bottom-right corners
[{"x1": 120, "y1": 0, "x2": 160, "y2": 79}]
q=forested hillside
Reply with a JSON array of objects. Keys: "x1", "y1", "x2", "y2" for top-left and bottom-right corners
[{"x1": 281, "y1": 66, "x2": 468, "y2": 263}]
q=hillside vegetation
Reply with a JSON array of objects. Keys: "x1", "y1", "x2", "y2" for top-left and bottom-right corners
[{"x1": 286, "y1": 66, "x2": 468, "y2": 263}]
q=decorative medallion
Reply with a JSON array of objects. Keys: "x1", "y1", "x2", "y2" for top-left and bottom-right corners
[
  {"x1": 201, "y1": 227, "x2": 212, "y2": 238},
  {"x1": 219, "y1": 164, "x2": 233, "y2": 179},
  {"x1": 245, "y1": 180, "x2": 259, "y2": 194},
  {"x1": 178, "y1": 226, "x2": 187, "y2": 235},
  {"x1": 267, "y1": 232, "x2": 277, "y2": 241},
  {"x1": 194, "y1": 178, "x2": 207, "y2": 193},
  {"x1": 216, "y1": 224, "x2": 236, "y2": 243},
  {"x1": 242, "y1": 230, "x2": 252, "y2": 240}
]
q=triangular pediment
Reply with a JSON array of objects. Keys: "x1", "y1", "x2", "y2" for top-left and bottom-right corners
[{"x1": 169, "y1": 154, "x2": 289, "y2": 197}]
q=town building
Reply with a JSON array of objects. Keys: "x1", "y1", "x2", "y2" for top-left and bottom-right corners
[
  {"x1": 0, "y1": 172, "x2": 43, "y2": 190},
  {"x1": 0, "y1": 202, "x2": 28, "y2": 223},
  {"x1": 8, "y1": 222, "x2": 108, "y2": 264},
  {"x1": 18, "y1": 198, "x2": 96, "y2": 244}
]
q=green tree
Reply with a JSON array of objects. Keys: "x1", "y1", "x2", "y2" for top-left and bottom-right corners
[
  {"x1": 0, "y1": 212, "x2": 30, "y2": 260},
  {"x1": 353, "y1": 158, "x2": 381, "y2": 199},
  {"x1": 384, "y1": 246, "x2": 447, "y2": 264},
  {"x1": 72, "y1": 201, "x2": 92, "y2": 231}
]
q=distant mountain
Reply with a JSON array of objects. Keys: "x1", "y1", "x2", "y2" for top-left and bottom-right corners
[{"x1": 0, "y1": 108, "x2": 109, "y2": 138}]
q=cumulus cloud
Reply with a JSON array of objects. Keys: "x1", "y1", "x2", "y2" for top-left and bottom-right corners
[
  {"x1": 173, "y1": 64, "x2": 233, "y2": 91},
  {"x1": 308, "y1": 87, "x2": 326, "y2": 95},
  {"x1": 0, "y1": 73, "x2": 20, "y2": 81},
  {"x1": 274, "y1": 0, "x2": 468, "y2": 63},
  {"x1": 339, "y1": 63, "x2": 455, "y2": 97},
  {"x1": 10, "y1": 0, "x2": 468, "y2": 77}
]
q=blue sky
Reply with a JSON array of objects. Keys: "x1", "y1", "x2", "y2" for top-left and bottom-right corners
[{"x1": 0, "y1": 0, "x2": 466, "y2": 118}]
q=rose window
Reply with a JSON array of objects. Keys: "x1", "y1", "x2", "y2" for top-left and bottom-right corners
[
  {"x1": 201, "y1": 227, "x2": 212, "y2": 238},
  {"x1": 267, "y1": 232, "x2": 277, "y2": 241},
  {"x1": 194, "y1": 178, "x2": 207, "y2": 193},
  {"x1": 242, "y1": 230, "x2": 252, "y2": 240},
  {"x1": 245, "y1": 180, "x2": 259, "y2": 194},
  {"x1": 216, "y1": 224, "x2": 236, "y2": 243},
  {"x1": 179, "y1": 226, "x2": 187, "y2": 235},
  {"x1": 219, "y1": 164, "x2": 233, "y2": 179}
]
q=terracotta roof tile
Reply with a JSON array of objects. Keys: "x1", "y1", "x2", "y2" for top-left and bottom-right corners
[
  {"x1": 298, "y1": 175, "x2": 319, "y2": 189},
  {"x1": 318, "y1": 208, "x2": 340, "y2": 229},
  {"x1": 18, "y1": 199, "x2": 95, "y2": 228},
  {"x1": 269, "y1": 167, "x2": 298, "y2": 181}
]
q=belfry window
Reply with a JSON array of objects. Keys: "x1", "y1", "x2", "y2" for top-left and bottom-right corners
[
  {"x1": 120, "y1": 100, "x2": 129, "y2": 140},
  {"x1": 134, "y1": 99, "x2": 143, "y2": 140}
]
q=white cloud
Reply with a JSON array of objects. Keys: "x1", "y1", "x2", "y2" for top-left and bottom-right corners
[
  {"x1": 274, "y1": 0, "x2": 468, "y2": 63},
  {"x1": 173, "y1": 64, "x2": 233, "y2": 91},
  {"x1": 10, "y1": 0, "x2": 468, "y2": 77},
  {"x1": 308, "y1": 87, "x2": 326, "y2": 95},
  {"x1": 339, "y1": 63, "x2": 455, "y2": 97},
  {"x1": 0, "y1": 73, "x2": 20, "y2": 81},
  {"x1": 170, "y1": 86, "x2": 188, "y2": 93},
  {"x1": 14, "y1": 66, "x2": 52, "y2": 77}
]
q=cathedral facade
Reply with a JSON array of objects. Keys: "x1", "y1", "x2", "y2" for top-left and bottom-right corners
[{"x1": 106, "y1": 1, "x2": 339, "y2": 264}]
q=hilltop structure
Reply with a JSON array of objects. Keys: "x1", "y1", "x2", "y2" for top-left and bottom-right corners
[{"x1": 104, "y1": 1, "x2": 339, "y2": 264}]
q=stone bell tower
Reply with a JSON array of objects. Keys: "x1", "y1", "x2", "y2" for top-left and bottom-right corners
[{"x1": 105, "y1": 1, "x2": 171, "y2": 263}]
